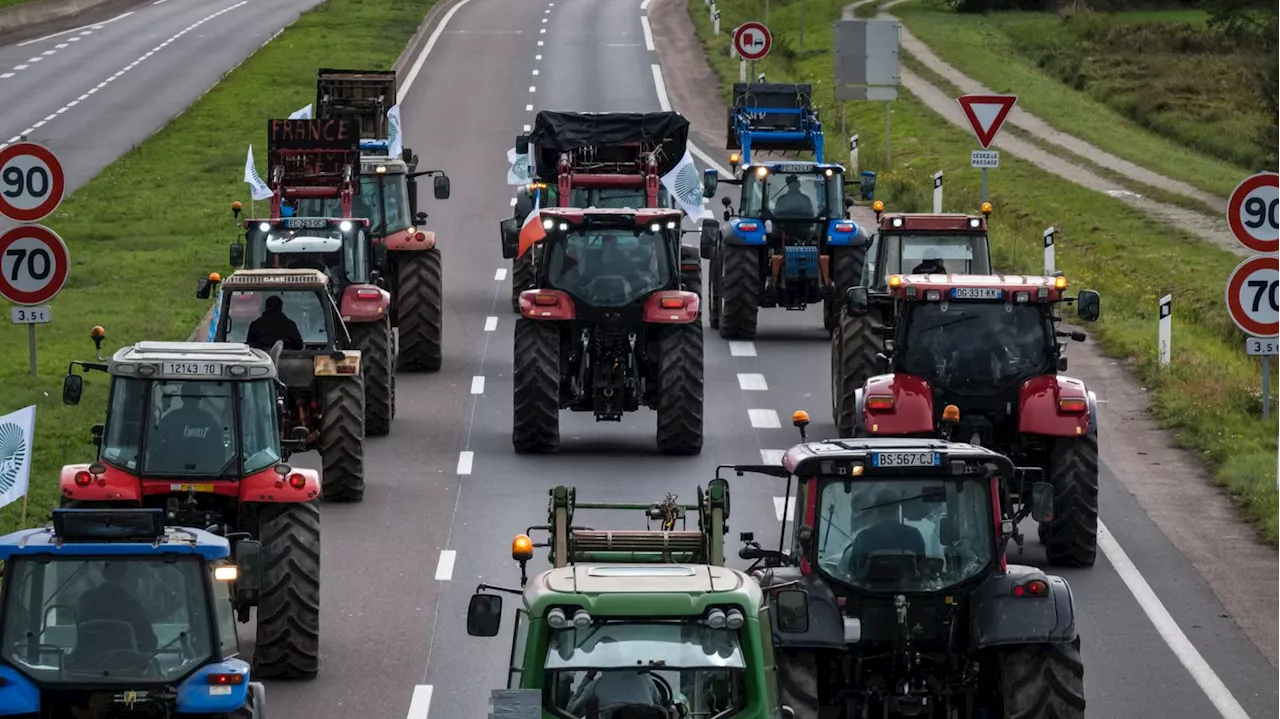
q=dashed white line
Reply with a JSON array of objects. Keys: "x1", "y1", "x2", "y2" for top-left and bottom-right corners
[
  {"x1": 760, "y1": 449, "x2": 786, "y2": 465},
  {"x1": 470, "y1": 376, "x2": 485, "y2": 395},
  {"x1": 495, "y1": 268, "x2": 508, "y2": 281},
  {"x1": 0, "y1": 73, "x2": 11, "y2": 79},
  {"x1": 40, "y1": 50, "x2": 55, "y2": 56},
  {"x1": 13, "y1": 65, "x2": 28, "y2": 71},
  {"x1": 640, "y1": 0, "x2": 652, "y2": 9},
  {"x1": 406, "y1": 685, "x2": 433, "y2": 719},
  {"x1": 537, "y1": 40, "x2": 544, "y2": 46},
  {"x1": 525, "y1": 103, "x2": 533, "y2": 111},
  {"x1": 484, "y1": 316, "x2": 499, "y2": 332},
  {"x1": 737, "y1": 373, "x2": 768, "y2": 391},
  {"x1": 728, "y1": 341, "x2": 757, "y2": 357},
  {"x1": 510, "y1": 197, "x2": 518, "y2": 206},
  {"x1": 529, "y1": 85, "x2": 536, "y2": 93},
  {"x1": 434, "y1": 551, "x2": 456, "y2": 581},
  {"x1": 650, "y1": 64, "x2": 670, "y2": 111},
  {"x1": 541, "y1": 17, "x2": 548, "y2": 22},
  {"x1": 640, "y1": 16, "x2": 655, "y2": 51},
  {"x1": 749, "y1": 409, "x2": 780, "y2": 429},
  {"x1": 532, "y1": 69, "x2": 539, "y2": 75},
  {"x1": 523, "y1": 123, "x2": 532, "y2": 132},
  {"x1": 456, "y1": 451, "x2": 474, "y2": 476},
  {"x1": 540, "y1": 28, "x2": 546, "y2": 34},
  {"x1": 17, "y1": 9, "x2": 132, "y2": 46},
  {"x1": 68, "y1": 36, "x2": 81, "y2": 42},
  {"x1": 55, "y1": 43, "x2": 68, "y2": 49},
  {"x1": 535, "y1": 54, "x2": 542, "y2": 60}
]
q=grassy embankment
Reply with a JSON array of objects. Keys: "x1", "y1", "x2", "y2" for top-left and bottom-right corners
[
  {"x1": 690, "y1": 0, "x2": 1278, "y2": 541},
  {"x1": 890, "y1": 3, "x2": 1277, "y2": 197},
  {"x1": 0, "y1": 0, "x2": 437, "y2": 534}
]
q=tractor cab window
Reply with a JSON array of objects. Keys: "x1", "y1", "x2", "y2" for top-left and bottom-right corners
[
  {"x1": 900, "y1": 301, "x2": 1051, "y2": 390},
  {"x1": 145, "y1": 381, "x2": 237, "y2": 477},
  {"x1": 101, "y1": 378, "x2": 144, "y2": 470},
  {"x1": 815, "y1": 478, "x2": 995, "y2": 593},
  {"x1": 238, "y1": 380, "x2": 282, "y2": 475},
  {"x1": 210, "y1": 565, "x2": 240, "y2": 660},
  {"x1": 546, "y1": 227, "x2": 673, "y2": 307},
  {"x1": 223, "y1": 289, "x2": 331, "y2": 347},
  {"x1": 247, "y1": 225, "x2": 369, "y2": 285},
  {"x1": 741, "y1": 170, "x2": 839, "y2": 220},
  {"x1": 568, "y1": 187, "x2": 671, "y2": 210},
  {"x1": 544, "y1": 622, "x2": 747, "y2": 719},
  {"x1": 1, "y1": 556, "x2": 214, "y2": 683},
  {"x1": 360, "y1": 174, "x2": 412, "y2": 235},
  {"x1": 876, "y1": 233, "x2": 990, "y2": 283}
]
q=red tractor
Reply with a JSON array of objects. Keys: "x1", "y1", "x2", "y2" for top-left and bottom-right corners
[{"x1": 841, "y1": 273, "x2": 1102, "y2": 568}]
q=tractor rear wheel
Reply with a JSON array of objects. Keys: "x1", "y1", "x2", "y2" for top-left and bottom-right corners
[
  {"x1": 996, "y1": 638, "x2": 1086, "y2": 719},
  {"x1": 512, "y1": 318, "x2": 560, "y2": 453},
  {"x1": 824, "y1": 245, "x2": 865, "y2": 334},
  {"x1": 348, "y1": 318, "x2": 394, "y2": 437},
  {"x1": 1043, "y1": 431, "x2": 1099, "y2": 567},
  {"x1": 656, "y1": 323, "x2": 704, "y2": 455},
  {"x1": 833, "y1": 311, "x2": 879, "y2": 436},
  {"x1": 776, "y1": 650, "x2": 821, "y2": 719},
  {"x1": 510, "y1": 252, "x2": 536, "y2": 312},
  {"x1": 708, "y1": 251, "x2": 722, "y2": 330},
  {"x1": 229, "y1": 682, "x2": 267, "y2": 718},
  {"x1": 252, "y1": 501, "x2": 320, "y2": 680},
  {"x1": 718, "y1": 243, "x2": 759, "y2": 339},
  {"x1": 318, "y1": 378, "x2": 365, "y2": 502},
  {"x1": 396, "y1": 249, "x2": 444, "y2": 372}
]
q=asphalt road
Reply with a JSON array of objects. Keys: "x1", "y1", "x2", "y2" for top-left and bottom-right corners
[{"x1": 243, "y1": 0, "x2": 1279, "y2": 716}]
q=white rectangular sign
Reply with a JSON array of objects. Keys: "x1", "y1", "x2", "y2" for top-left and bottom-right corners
[
  {"x1": 10, "y1": 305, "x2": 50, "y2": 324},
  {"x1": 971, "y1": 150, "x2": 1000, "y2": 169},
  {"x1": 1245, "y1": 336, "x2": 1278, "y2": 356}
]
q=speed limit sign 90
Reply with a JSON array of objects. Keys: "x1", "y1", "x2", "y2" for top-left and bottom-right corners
[
  {"x1": 0, "y1": 142, "x2": 65, "y2": 224},
  {"x1": 0, "y1": 224, "x2": 69, "y2": 306},
  {"x1": 1224, "y1": 255, "x2": 1278, "y2": 338},
  {"x1": 1226, "y1": 172, "x2": 1278, "y2": 255}
]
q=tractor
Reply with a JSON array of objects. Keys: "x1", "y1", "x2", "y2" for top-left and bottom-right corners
[
  {"x1": 830, "y1": 201, "x2": 996, "y2": 434},
  {"x1": 698, "y1": 83, "x2": 869, "y2": 338},
  {"x1": 57, "y1": 331, "x2": 322, "y2": 679},
  {"x1": 734, "y1": 412, "x2": 1085, "y2": 718},
  {"x1": 464, "y1": 483, "x2": 796, "y2": 719},
  {"x1": 508, "y1": 207, "x2": 704, "y2": 455},
  {"x1": 312, "y1": 69, "x2": 452, "y2": 371},
  {"x1": 841, "y1": 273, "x2": 1102, "y2": 567},
  {"x1": 500, "y1": 110, "x2": 701, "y2": 312},
  {"x1": 0, "y1": 508, "x2": 267, "y2": 717},
  {"x1": 198, "y1": 268, "x2": 370, "y2": 502}
]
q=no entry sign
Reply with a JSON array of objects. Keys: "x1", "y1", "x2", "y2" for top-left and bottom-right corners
[
  {"x1": 733, "y1": 22, "x2": 772, "y2": 62},
  {"x1": 0, "y1": 224, "x2": 69, "y2": 306},
  {"x1": 0, "y1": 142, "x2": 65, "y2": 224}
]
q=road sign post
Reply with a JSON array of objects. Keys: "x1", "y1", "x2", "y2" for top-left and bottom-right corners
[
  {"x1": 1158, "y1": 294, "x2": 1172, "y2": 369},
  {"x1": 957, "y1": 95, "x2": 1017, "y2": 204},
  {"x1": 1043, "y1": 226, "x2": 1055, "y2": 275},
  {"x1": 1224, "y1": 172, "x2": 1279, "y2": 419},
  {"x1": 932, "y1": 171, "x2": 943, "y2": 213},
  {"x1": 1245, "y1": 337, "x2": 1277, "y2": 419}
]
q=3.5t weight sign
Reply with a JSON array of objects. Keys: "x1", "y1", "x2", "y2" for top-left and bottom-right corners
[
  {"x1": 1226, "y1": 172, "x2": 1279, "y2": 254},
  {"x1": 0, "y1": 224, "x2": 69, "y2": 306},
  {"x1": 0, "y1": 143, "x2": 66, "y2": 223},
  {"x1": 1225, "y1": 255, "x2": 1279, "y2": 338}
]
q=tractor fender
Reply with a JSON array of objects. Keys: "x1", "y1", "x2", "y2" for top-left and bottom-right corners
[
  {"x1": 176, "y1": 658, "x2": 252, "y2": 714},
  {"x1": 860, "y1": 373, "x2": 934, "y2": 435},
  {"x1": 0, "y1": 664, "x2": 39, "y2": 713},
  {"x1": 723, "y1": 218, "x2": 767, "y2": 247},
  {"x1": 825, "y1": 218, "x2": 869, "y2": 247},
  {"x1": 699, "y1": 218, "x2": 720, "y2": 259},
  {"x1": 239, "y1": 465, "x2": 321, "y2": 503},
  {"x1": 59, "y1": 463, "x2": 141, "y2": 504},
  {"x1": 1017, "y1": 375, "x2": 1092, "y2": 437},
  {"x1": 383, "y1": 227, "x2": 437, "y2": 251},
  {"x1": 970, "y1": 564, "x2": 1077, "y2": 649},
  {"x1": 340, "y1": 284, "x2": 391, "y2": 323},
  {"x1": 759, "y1": 569, "x2": 847, "y2": 651}
]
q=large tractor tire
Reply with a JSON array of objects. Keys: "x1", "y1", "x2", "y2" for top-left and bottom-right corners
[
  {"x1": 348, "y1": 318, "x2": 394, "y2": 437},
  {"x1": 512, "y1": 318, "x2": 560, "y2": 453},
  {"x1": 1042, "y1": 431, "x2": 1099, "y2": 568},
  {"x1": 655, "y1": 323, "x2": 704, "y2": 455},
  {"x1": 718, "y1": 243, "x2": 760, "y2": 339},
  {"x1": 396, "y1": 248, "x2": 444, "y2": 372},
  {"x1": 318, "y1": 378, "x2": 365, "y2": 502},
  {"x1": 230, "y1": 682, "x2": 267, "y2": 718},
  {"x1": 832, "y1": 311, "x2": 879, "y2": 436},
  {"x1": 824, "y1": 245, "x2": 866, "y2": 334},
  {"x1": 252, "y1": 500, "x2": 321, "y2": 680},
  {"x1": 708, "y1": 251, "x2": 722, "y2": 330},
  {"x1": 996, "y1": 638, "x2": 1086, "y2": 719},
  {"x1": 776, "y1": 650, "x2": 821, "y2": 719},
  {"x1": 679, "y1": 245, "x2": 703, "y2": 322},
  {"x1": 510, "y1": 251, "x2": 536, "y2": 313}
]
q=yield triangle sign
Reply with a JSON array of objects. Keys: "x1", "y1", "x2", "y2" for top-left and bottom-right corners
[{"x1": 956, "y1": 94, "x2": 1018, "y2": 149}]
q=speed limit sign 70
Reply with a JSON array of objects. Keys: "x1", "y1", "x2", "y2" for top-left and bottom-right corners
[
  {"x1": 0, "y1": 142, "x2": 65, "y2": 224},
  {"x1": 1225, "y1": 255, "x2": 1278, "y2": 337},
  {"x1": 1226, "y1": 172, "x2": 1278, "y2": 255},
  {"x1": 0, "y1": 224, "x2": 69, "y2": 306}
]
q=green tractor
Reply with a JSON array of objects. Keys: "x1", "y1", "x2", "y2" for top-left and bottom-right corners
[{"x1": 465, "y1": 484, "x2": 797, "y2": 719}]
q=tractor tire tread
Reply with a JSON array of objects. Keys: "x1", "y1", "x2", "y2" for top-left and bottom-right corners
[
  {"x1": 1044, "y1": 433, "x2": 1099, "y2": 568},
  {"x1": 512, "y1": 319, "x2": 560, "y2": 453},
  {"x1": 348, "y1": 319, "x2": 394, "y2": 437},
  {"x1": 824, "y1": 245, "x2": 864, "y2": 333},
  {"x1": 252, "y1": 501, "x2": 321, "y2": 680},
  {"x1": 998, "y1": 637, "x2": 1086, "y2": 719},
  {"x1": 397, "y1": 249, "x2": 444, "y2": 372},
  {"x1": 833, "y1": 312, "x2": 879, "y2": 436},
  {"x1": 510, "y1": 251, "x2": 536, "y2": 313},
  {"x1": 656, "y1": 323, "x2": 704, "y2": 455},
  {"x1": 718, "y1": 243, "x2": 759, "y2": 339},
  {"x1": 777, "y1": 650, "x2": 821, "y2": 719},
  {"x1": 319, "y1": 379, "x2": 365, "y2": 502}
]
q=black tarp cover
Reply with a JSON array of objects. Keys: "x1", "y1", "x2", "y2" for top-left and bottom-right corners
[{"x1": 526, "y1": 111, "x2": 690, "y2": 179}]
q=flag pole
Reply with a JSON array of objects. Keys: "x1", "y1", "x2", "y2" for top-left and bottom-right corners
[{"x1": 19, "y1": 494, "x2": 28, "y2": 527}]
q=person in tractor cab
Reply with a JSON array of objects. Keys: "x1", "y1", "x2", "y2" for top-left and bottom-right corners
[
  {"x1": 72, "y1": 561, "x2": 159, "y2": 665},
  {"x1": 911, "y1": 258, "x2": 947, "y2": 274},
  {"x1": 842, "y1": 488, "x2": 927, "y2": 576},
  {"x1": 566, "y1": 667, "x2": 664, "y2": 718},
  {"x1": 773, "y1": 174, "x2": 815, "y2": 219},
  {"x1": 246, "y1": 295, "x2": 304, "y2": 351}
]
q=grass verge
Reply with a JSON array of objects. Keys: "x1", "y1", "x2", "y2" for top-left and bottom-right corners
[
  {"x1": 0, "y1": 0, "x2": 437, "y2": 534},
  {"x1": 690, "y1": 0, "x2": 1278, "y2": 542},
  {"x1": 889, "y1": 2, "x2": 1274, "y2": 197}
]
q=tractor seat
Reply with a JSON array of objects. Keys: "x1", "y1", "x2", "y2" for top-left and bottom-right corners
[{"x1": 68, "y1": 619, "x2": 138, "y2": 670}]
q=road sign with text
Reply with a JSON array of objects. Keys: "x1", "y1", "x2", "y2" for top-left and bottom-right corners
[
  {"x1": 0, "y1": 142, "x2": 65, "y2": 224},
  {"x1": 0, "y1": 224, "x2": 69, "y2": 306},
  {"x1": 956, "y1": 95, "x2": 1017, "y2": 149},
  {"x1": 1225, "y1": 255, "x2": 1278, "y2": 338},
  {"x1": 1226, "y1": 172, "x2": 1278, "y2": 255}
]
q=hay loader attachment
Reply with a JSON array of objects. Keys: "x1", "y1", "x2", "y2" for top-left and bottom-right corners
[{"x1": 725, "y1": 82, "x2": 825, "y2": 166}]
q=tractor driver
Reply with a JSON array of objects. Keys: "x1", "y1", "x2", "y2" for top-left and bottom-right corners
[
  {"x1": 772, "y1": 174, "x2": 816, "y2": 219},
  {"x1": 245, "y1": 295, "x2": 304, "y2": 351},
  {"x1": 75, "y1": 562, "x2": 159, "y2": 659},
  {"x1": 566, "y1": 668, "x2": 663, "y2": 719},
  {"x1": 912, "y1": 257, "x2": 947, "y2": 274},
  {"x1": 843, "y1": 488, "x2": 927, "y2": 576}
]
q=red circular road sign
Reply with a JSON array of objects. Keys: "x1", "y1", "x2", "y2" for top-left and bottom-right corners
[
  {"x1": 0, "y1": 143, "x2": 65, "y2": 224},
  {"x1": 0, "y1": 224, "x2": 69, "y2": 306},
  {"x1": 733, "y1": 22, "x2": 772, "y2": 61},
  {"x1": 1224, "y1": 255, "x2": 1279, "y2": 337},
  {"x1": 1226, "y1": 172, "x2": 1278, "y2": 254}
]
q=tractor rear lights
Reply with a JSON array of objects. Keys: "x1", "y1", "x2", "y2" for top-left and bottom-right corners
[
  {"x1": 865, "y1": 395, "x2": 895, "y2": 411},
  {"x1": 287, "y1": 473, "x2": 307, "y2": 489},
  {"x1": 738, "y1": 222, "x2": 759, "y2": 232},
  {"x1": 1057, "y1": 398, "x2": 1087, "y2": 414},
  {"x1": 1012, "y1": 579, "x2": 1049, "y2": 597},
  {"x1": 1037, "y1": 287, "x2": 1049, "y2": 301},
  {"x1": 533, "y1": 293, "x2": 560, "y2": 307},
  {"x1": 207, "y1": 672, "x2": 245, "y2": 686},
  {"x1": 314, "y1": 354, "x2": 360, "y2": 376},
  {"x1": 214, "y1": 566, "x2": 239, "y2": 581},
  {"x1": 833, "y1": 222, "x2": 855, "y2": 233},
  {"x1": 355, "y1": 288, "x2": 382, "y2": 300},
  {"x1": 905, "y1": 286, "x2": 918, "y2": 300},
  {"x1": 659, "y1": 295, "x2": 687, "y2": 310},
  {"x1": 74, "y1": 471, "x2": 91, "y2": 486},
  {"x1": 512, "y1": 534, "x2": 534, "y2": 561}
]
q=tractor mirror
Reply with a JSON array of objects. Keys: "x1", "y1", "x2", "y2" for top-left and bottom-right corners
[
  {"x1": 702, "y1": 168, "x2": 718, "y2": 198},
  {"x1": 196, "y1": 277, "x2": 213, "y2": 300},
  {"x1": 433, "y1": 174, "x2": 451, "y2": 200},
  {"x1": 844, "y1": 196, "x2": 855, "y2": 208},
  {"x1": 416, "y1": 211, "x2": 429, "y2": 225},
  {"x1": 515, "y1": 134, "x2": 530, "y2": 155},
  {"x1": 938, "y1": 516, "x2": 959, "y2": 545},
  {"x1": 500, "y1": 218, "x2": 520, "y2": 259},
  {"x1": 62, "y1": 374, "x2": 83, "y2": 405},
  {"x1": 466, "y1": 594, "x2": 503, "y2": 637},
  {"x1": 1075, "y1": 289, "x2": 1100, "y2": 322},
  {"x1": 844, "y1": 287, "x2": 869, "y2": 317},
  {"x1": 775, "y1": 590, "x2": 809, "y2": 633},
  {"x1": 402, "y1": 148, "x2": 415, "y2": 164},
  {"x1": 1056, "y1": 356, "x2": 1069, "y2": 372},
  {"x1": 90, "y1": 424, "x2": 104, "y2": 448},
  {"x1": 721, "y1": 196, "x2": 732, "y2": 208},
  {"x1": 233, "y1": 540, "x2": 263, "y2": 592},
  {"x1": 873, "y1": 353, "x2": 890, "y2": 373},
  {"x1": 228, "y1": 242, "x2": 245, "y2": 267},
  {"x1": 1030, "y1": 482, "x2": 1055, "y2": 524},
  {"x1": 371, "y1": 241, "x2": 388, "y2": 270}
]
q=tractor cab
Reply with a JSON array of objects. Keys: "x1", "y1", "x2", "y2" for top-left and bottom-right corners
[
  {"x1": 233, "y1": 217, "x2": 374, "y2": 292},
  {"x1": 200, "y1": 268, "x2": 351, "y2": 353},
  {"x1": 863, "y1": 203, "x2": 994, "y2": 295}
]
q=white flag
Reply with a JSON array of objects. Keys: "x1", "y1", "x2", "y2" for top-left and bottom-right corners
[
  {"x1": 243, "y1": 145, "x2": 273, "y2": 201},
  {"x1": 0, "y1": 405, "x2": 35, "y2": 511},
  {"x1": 289, "y1": 104, "x2": 313, "y2": 120},
  {"x1": 387, "y1": 104, "x2": 403, "y2": 158},
  {"x1": 507, "y1": 146, "x2": 532, "y2": 186},
  {"x1": 661, "y1": 148, "x2": 710, "y2": 220}
]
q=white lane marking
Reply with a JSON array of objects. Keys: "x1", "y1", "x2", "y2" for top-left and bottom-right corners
[
  {"x1": 17, "y1": 10, "x2": 133, "y2": 46},
  {"x1": 535, "y1": 54, "x2": 542, "y2": 60},
  {"x1": 749, "y1": 409, "x2": 780, "y2": 429},
  {"x1": 538, "y1": 40, "x2": 544, "y2": 46},
  {"x1": 650, "y1": 64, "x2": 670, "y2": 111},
  {"x1": 531, "y1": 69, "x2": 539, "y2": 75},
  {"x1": 738, "y1": 373, "x2": 768, "y2": 391},
  {"x1": 523, "y1": 123, "x2": 531, "y2": 132},
  {"x1": 640, "y1": 0, "x2": 651, "y2": 9},
  {"x1": 541, "y1": 17, "x2": 548, "y2": 22},
  {"x1": 0, "y1": 73, "x2": 11, "y2": 79},
  {"x1": 760, "y1": 449, "x2": 785, "y2": 465},
  {"x1": 406, "y1": 685, "x2": 433, "y2": 719},
  {"x1": 41, "y1": 50, "x2": 55, "y2": 56},
  {"x1": 525, "y1": 103, "x2": 533, "y2": 111},
  {"x1": 540, "y1": 28, "x2": 546, "y2": 34},
  {"x1": 434, "y1": 551, "x2": 456, "y2": 581},
  {"x1": 773, "y1": 496, "x2": 794, "y2": 522},
  {"x1": 651, "y1": 52, "x2": 733, "y2": 177},
  {"x1": 470, "y1": 376, "x2": 485, "y2": 395},
  {"x1": 55, "y1": 43, "x2": 68, "y2": 48},
  {"x1": 510, "y1": 197, "x2": 518, "y2": 206},
  {"x1": 495, "y1": 268, "x2": 508, "y2": 281},
  {"x1": 456, "y1": 451, "x2": 474, "y2": 476},
  {"x1": 12, "y1": 65, "x2": 27, "y2": 70},
  {"x1": 398, "y1": 0, "x2": 482, "y2": 102},
  {"x1": 640, "y1": 16, "x2": 655, "y2": 51},
  {"x1": 68, "y1": 36, "x2": 81, "y2": 42},
  {"x1": 79, "y1": 30, "x2": 92, "y2": 35},
  {"x1": 728, "y1": 341, "x2": 756, "y2": 357},
  {"x1": 529, "y1": 85, "x2": 536, "y2": 92},
  {"x1": 1098, "y1": 522, "x2": 1250, "y2": 719},
  {"x1": 484, "y1": 316, "x2": 499, "y2": 332}
]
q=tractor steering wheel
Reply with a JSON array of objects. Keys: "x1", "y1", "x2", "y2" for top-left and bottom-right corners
[
  {"x1": 86, "y1": 648, "x2": 152, "y2": 674},
  {"x1": 584, "y1": 275, "x2": 633, "y2": 302}
]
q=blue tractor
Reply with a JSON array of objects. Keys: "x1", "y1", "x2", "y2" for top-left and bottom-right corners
[
  {"x1": 0, "y1": 509, "x2": 266, "y2": 718},
  {"x1": 700, "y1": 83, "x2": 873, "y2": 338}
]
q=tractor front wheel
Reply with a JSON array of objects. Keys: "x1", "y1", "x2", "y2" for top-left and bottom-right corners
[
  {"x1": 512, "y1": 318, "x2": 560, "y2": 453},
  {"x1": 824, "y1": 245, "x2": 865, "y2": 334},
  {"x1": 708, "y1": 251, "x2": 722, "y2": 330},
  {"x1": 718, "y1": 243, "x2": 760, "y2": 339},
  {"x1": 348, "y1": 318, "x2": 394, "y2": 437},
  {"x1": 318, "y1": 378, "x2": 365, "y2": 502},
  {"x1": 655, "y1": 322, "x2": 704, "y2": 455},
  {"x1": 1043, "y1": 431, "x2": 1099, "y2": 567},
  {"x1": 396, "y1": 249, "x2": 444, "y2": 372},
  {"x1": 776, "y1": 650, "x2": 821, "y2": 719},
  {"x1": 252, "y1": 501, "x2": 321, "y2": 680},
  {"x1": 995, "y1": 638, "x2": 1086, "y2": 719},
  {"x1": 833, "y1": 311, "x2": 879, "y2": 436}
]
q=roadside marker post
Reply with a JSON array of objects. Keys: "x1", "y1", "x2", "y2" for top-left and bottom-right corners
[
  {"x1": 848, "y1": 134, "x2": 859, "y2": 175},
  {"x1": 1157, "y1": 294, "x2": 1171, "y2": 369},
  {"x1": 713, "y1": 9, "x2": 720, "y2": 34},
  {"x1": 1223, "y1": 172, "x2": 1279, "y2": 419},
  {"x1": 1043, "y1": 226, "x2": 1055, "y2": 275},
  {"x1": 956, "y1": 95, "x2": 1016, "y2": 204},
  {"x1": 932, "y1": 171, "x2": 942, "y2": 213}
]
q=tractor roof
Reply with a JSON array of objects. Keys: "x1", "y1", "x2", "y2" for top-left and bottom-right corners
[
  {"x1": 223, "y1": 268, "x2": 329, "y2": 290},
  {"x1": 886, "y1": 273, "x2": 1069, "y2": 302},
  {"x1": 523, "y1": 564, "x2": 762, "y2": 617},
  {"x1": 0, "y1": 509, "x2": 230, "y2": 562},
  {"x1": 110, "y1": 341, "x2": 277, "y2": 381},
  {"x1": 782, "y1": 437, "x2": 1017, "y2": 479},
  {"x1": 879, "y1": 212, "x2": 987, "y2": 233},
  {"x1": 539, "y1": 207, "x2": 684, "y2": 223}
]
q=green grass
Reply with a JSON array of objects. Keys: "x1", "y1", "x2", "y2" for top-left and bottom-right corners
[
  {"x1": 0, "y1": 0, "x2": 38, "y2": 10},
  {"x1": 0, "y1": 0, "x2": 437, "y2": 535},
  {"x1": 692, "y1": 0, "x2": 1279, "y2": 542},
  {"x1": 890, "y1": 2, "x2": 1276, "y2": 197}
]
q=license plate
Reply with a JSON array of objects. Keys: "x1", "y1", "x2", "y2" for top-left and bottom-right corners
[
  {"x1": 283, "y1": 217, "x2": 329, "y2": 229},
  {"x1": 951, "y1": 288, "x2": 1002, "y2": 300},
  {"x1": 164, "y1": 362, "x2": 224, "y2": 376},
  {"x1": 169, "y1": 483, "x2": 216, "y2": 493},
  {"x1": 871, "y1": 452, "x2": 941, "y2": 468},
  {"x1": 772, "y1": 163, "x2": 813, "y2": 173}
]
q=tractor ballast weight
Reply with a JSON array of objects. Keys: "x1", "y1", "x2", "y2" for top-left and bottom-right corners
[{"x1": 725, "y1": 83, "x2": 824, "y2": 164}]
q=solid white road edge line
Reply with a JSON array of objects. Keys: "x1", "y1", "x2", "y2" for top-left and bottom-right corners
[
  {"x1": 494, "y1": 267, "x2": 508, "y2": 281},
  {"x1": 748, "y1": 409, "x2": 780, "y2": 429},
  {"x1": 640, "y1": 15, "x2": 655, "y2": 52},
  {"x1": 484, "y1": 316, "x2": 498, "y2": 332},
  {"x1": 639, "y1": 0, "x2": 651, "y2": 9},
  {"x1": 650, "y1": 64, "x2": 670, "y2": 112},
  {"x1": 434, "y1": 551, "x2": 456, "y2": 581},
  {"x1": 737, "y1": 373, "x2": 768, "y2": 391},
  {"x1": 470, "y1": 376, "x2": 485, "y2": 395},
  {"x1": 456, "y1": 451, "x2": 474, "y2": 475},
  {"x1": 406, "y1": 684, "x2": 433, "y2": 719}
]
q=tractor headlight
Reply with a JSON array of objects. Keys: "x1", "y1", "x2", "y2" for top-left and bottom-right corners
[{"x1": 214, "y1": 566, "x2": 238, "y2": 581}]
